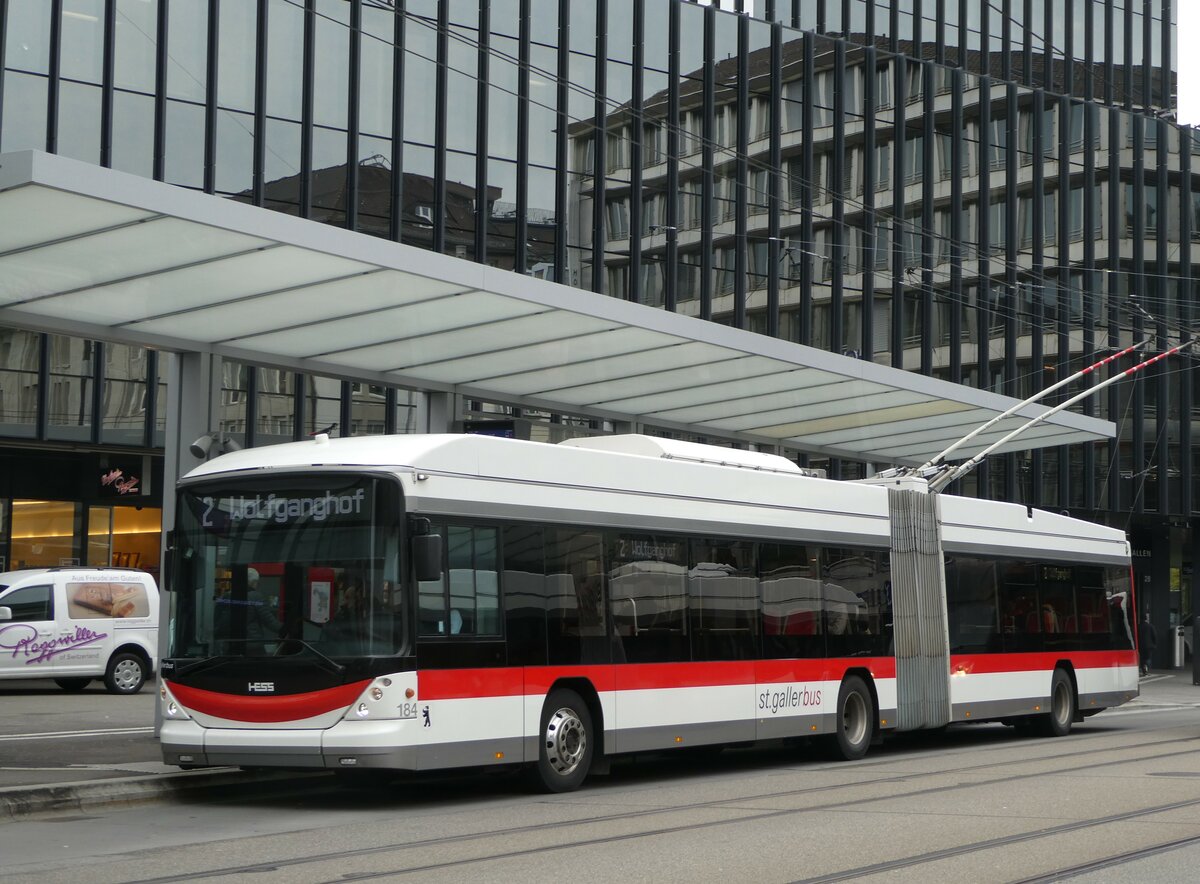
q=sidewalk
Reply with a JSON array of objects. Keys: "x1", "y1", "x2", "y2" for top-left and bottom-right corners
[
  {"x1": 2, "y1": 671, "x2": 1197, "y2": 821},
  {"x1": 1121, "y1": 667, "x2": 1200, "y2": 709}
]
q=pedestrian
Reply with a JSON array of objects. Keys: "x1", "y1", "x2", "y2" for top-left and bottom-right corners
[{"x1": 1139, "y1": 612, "x2": 1157, "y2": 676}]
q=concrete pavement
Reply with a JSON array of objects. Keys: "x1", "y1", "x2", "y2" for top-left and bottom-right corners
[{"x1": 1, "y1": 670, "x2": 1197, "y2": 821}]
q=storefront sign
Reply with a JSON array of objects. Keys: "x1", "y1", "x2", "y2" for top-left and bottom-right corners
[{"x1": 99, "y1": 467, "x2": 140, "y2": 496}]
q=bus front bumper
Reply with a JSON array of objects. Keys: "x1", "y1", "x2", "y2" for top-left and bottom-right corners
[{"x1": 159, "y1": 719, "x2": 419, "y2": 770}]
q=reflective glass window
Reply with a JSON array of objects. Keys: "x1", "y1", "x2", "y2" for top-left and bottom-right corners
[
  {"x1": 46, "y1": 335, "x2": 94, "y2": 441},
  {"x1": 256, "y1": 367, "x2": 296, "y2": 444},
  {"x1": 61, "y1": 0, "x2": 104, "y2": 85},
  {"x1": 57, "y1": 81, "x2": 101, "y2": 164},
  {"x1": 111, "y1": 90, "x2": 155, "y2": 177},
  {"x1": 0, "y1": 72, "x2": 48, "y2": 155},
  {"x1": 4, "y1": 0, "x2": 53, "y2": 75},
  {"x1": 164, "y1": 99, "x2": 206, "y2": 189},
  {"x1": 166, "y1": 0, "x2": 208, "y2": 103},
  {"x1": 314, "y1": 0, "x2": 350, "y2": 130},
  {"x1": 348, "y1": 383, "x2": 387, "y2": 436},
  {"x1": 304, "y1": 375, "x2": 342, "y2": 437},
  {"x1": 100, "y1": 342, "x2": 148, "y2": 445},
  {"x1": 266, "y1": 0, "x2": 304, "y2": 121},
  {"x1": 218, "y1": 0, "x2": 257, "y2": 113},
  {"x1": 0, "y1": 329, "x2": 41, "y2": 439},
  {"x1": 114, "y1": 0, "x2": 158, "y2": 93}
]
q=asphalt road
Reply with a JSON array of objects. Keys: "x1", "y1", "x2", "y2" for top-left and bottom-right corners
[{"x1": 1, "y1": 691, "x2": 1199, "y2": 883}]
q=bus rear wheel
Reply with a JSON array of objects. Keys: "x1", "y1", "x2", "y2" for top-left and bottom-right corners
[
  {"x1": 1038, "y1": 668, "x2": 1076, "y2": 738},
  {"x1": 824, "y1": 675, "x2": 874, "y2": 761},
  {"x1": 533, "y1": 689, "x2": 593, "y2": 793}
]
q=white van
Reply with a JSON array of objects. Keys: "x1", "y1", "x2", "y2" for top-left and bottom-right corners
[{"x1": 0, "y1": 568, "x2": 159, "y2": 694}]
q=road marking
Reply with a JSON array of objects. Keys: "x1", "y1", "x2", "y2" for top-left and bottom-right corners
[{"x1": 0, "y1": 727, "x2": 154, "y2": 741}]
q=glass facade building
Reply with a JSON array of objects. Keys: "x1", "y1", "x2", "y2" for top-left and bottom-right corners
[{"x1": 0, "y1": 0, "x2": 1192, "y2": 663}]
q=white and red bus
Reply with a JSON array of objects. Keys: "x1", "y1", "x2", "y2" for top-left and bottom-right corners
[{"x1": 159, "y1": 433, "x2": 1138, "y2": 791}]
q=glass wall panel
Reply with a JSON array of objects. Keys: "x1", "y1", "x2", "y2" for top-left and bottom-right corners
[
  {"x1": 314, "y1": 0, "x2": 350, "y2": 130},
  {"x1": 5, "y1": 0, "x2": 53, "y2": 75},
  {"x1": 164, "y1": 99, "x2": 206, "y2": 189},
  {"x1": 0, "y1": 329, "x2": 41, "y2": 439},
  {"x1": 312, "y1": 126, "x2": 348, "y2": 227},
  {"x1": 446, "y1": 1, "x2": 479, "y2": 154},
  {"x1": 100, "y1": 342, "x2": 148, "y2": 445},
  {"x1": 60, "y1": 0, "x2": 104, "y2": 85},
  {"x1": 219, "y1": 359, "x2": 248, "y2": 448},
  {"x1": 359, "y1": 5, "x2": 395, "y2": 139},
  {"x1": 263, "y1": 118, "x2": 302, "y2": 214},
  {"x1": 46, "y1": 335, "x2": 93, "y2": 441},
  {"x1": 266, "y1": 0, "x2": 304, "y2": 122},
  {"x1": 255, "y1": 367, "x2": 295, "y2": 445},
  {"x1": 0, "y1": 72, "x2": 48, "y2": 153},
  {"x1": 111, "y1": 90, "x2": 155, "y2": 176},
  {"x1": 348, "y1": 383, "x2": 386, "y2": 436},
  {"x1": 57, "y1": 81, "x2": 101, "y2": 164},
  {"x1": 402, "y1": 5, "x2": 438, "y2": 147},
  {"x1": 166, "y1": 0, "x2": 208, "y2": 103},
  {"x1": 216, "y1": 110, "x2": 255, "y2": 198},
  {"x1": 217, "y1": 0, "x2": 256, "y2": 113},
  {"x1": 114, "y1": 0, "x2": 158, "y2": 93},
  {"x1": 304, "y1": 375, "x2": 342, "y2": 437}
]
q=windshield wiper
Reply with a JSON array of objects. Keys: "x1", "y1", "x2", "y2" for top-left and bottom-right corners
[
  {"x1": 272, "y1": 638, "x2": 346, "y2": 676},
  {"x1": 170, "y1": 654, "x2": 234, "y2": 678}
]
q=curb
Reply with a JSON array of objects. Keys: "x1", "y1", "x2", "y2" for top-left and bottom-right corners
[{"x1": 0, "y1": 768, "x2": 328, "y2": 822}]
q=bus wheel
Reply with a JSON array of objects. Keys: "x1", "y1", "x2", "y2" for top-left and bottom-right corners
[
  {"x1": 824, "y1": 675, "x2": 874, "y2": 761},
  {"x1": 534, "y1": 689, "x2": 593, "y2": 793},
  {"x1": 104, "y1": 652, "x2": 147, "y2": 695},
  {"x1": 54, "y1": 678, "x2": 91, "y2": 692},
  {"x1": 1039, "y1": 668, "x2": 1076, "y2": 738}
]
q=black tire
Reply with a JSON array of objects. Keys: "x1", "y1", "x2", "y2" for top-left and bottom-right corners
[
  {"x1": 104, "y1": 651, "x2": 147, "y2": 695},
  {"x1": 532, "y1": 689, "x2": 594, "y2": 793},
  {"x1": 823, "y1": 675, "x2": 874, "y2": 760},
  {"x1": 1037, "y1": 668, "x2": 1076, "y2": 738},
  {"x1": 54, "y1": 678, "x2": 91, "y2": 692}
]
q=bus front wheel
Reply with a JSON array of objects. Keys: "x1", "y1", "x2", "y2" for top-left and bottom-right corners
[
  {"x1": 824, "y1": 675, "x2": 874, "y2": 761},
  {"x1": 533, "y1": 689, "x2": 593, "y2": 793}
]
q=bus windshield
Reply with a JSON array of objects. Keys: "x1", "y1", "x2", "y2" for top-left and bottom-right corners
[{"x1": 171, "y1": 474, "x2": 405, "y2": 660}]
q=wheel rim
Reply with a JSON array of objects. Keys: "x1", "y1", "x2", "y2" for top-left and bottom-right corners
[
  {"x1": 112, "y1": 659, "x2": 141, "y2": 691},
  {"x1": 842, "y1": 691, "x2": 868, "y2": 748},
  {"x1": 1052, "y1": 679, "x2": 1071, "y2": 726},
  {"x1": 544, "y1": 706, "x2": 586, "y2": 776}
]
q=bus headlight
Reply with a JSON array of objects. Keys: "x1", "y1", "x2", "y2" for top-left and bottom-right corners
[
  {"x1": 356, "y1": 703, "x2": 369, "y2": 718},
  {"x1": 370, "y1": 687, "x2": 384, "y2": 701}
]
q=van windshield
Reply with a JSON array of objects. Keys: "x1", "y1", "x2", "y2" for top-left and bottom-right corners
[{"x1": 171, "y1": 474, "x2": 405, "y2": 660}]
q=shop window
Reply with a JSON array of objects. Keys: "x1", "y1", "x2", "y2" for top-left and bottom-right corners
[{"x1": 10, "y1": 500, "x2": 81, "y2": 568}]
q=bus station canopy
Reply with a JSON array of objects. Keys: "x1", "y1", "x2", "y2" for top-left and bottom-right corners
[{"x1": 0, "y1": 151, "x2": 1113, "y2": 466}]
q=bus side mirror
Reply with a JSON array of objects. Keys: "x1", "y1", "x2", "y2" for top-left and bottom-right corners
[
  {"x1": 0, "y1": 606, "x2": 11, "y2": 621},
  {"x1": 412, "y1": 534, "x2": 443, "y2": 583}
]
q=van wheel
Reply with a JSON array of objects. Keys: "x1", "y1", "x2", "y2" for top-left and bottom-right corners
[
  {"x1": 54, "y1": 678, "x2": 91, "y2": 692},
  {"x1": 104, "y1": 652, "x2": 146, "y2": 695},
  {"x1": 532, "y1": 689, "x2": 593, "y2": 793}
]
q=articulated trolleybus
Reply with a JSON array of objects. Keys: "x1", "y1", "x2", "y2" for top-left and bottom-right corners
[{"x1": 159, "y1": 433, "x2": 1137, "y2": 791}]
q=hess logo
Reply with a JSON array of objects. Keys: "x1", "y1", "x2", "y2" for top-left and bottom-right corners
[{"x1": 248, "y1": 682, "x2": 275, "y2": 693}]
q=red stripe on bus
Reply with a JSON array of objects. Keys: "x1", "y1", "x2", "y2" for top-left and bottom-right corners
[
  {"x1": 418, "y1": 658, "x2": 899, "y2": 700},
  {"x1": 949, "y1": 650, "x2": 1138, "y2": 675},
  {"x1": 167, "y1": 680, "x2": 371, "y2": 723}
]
